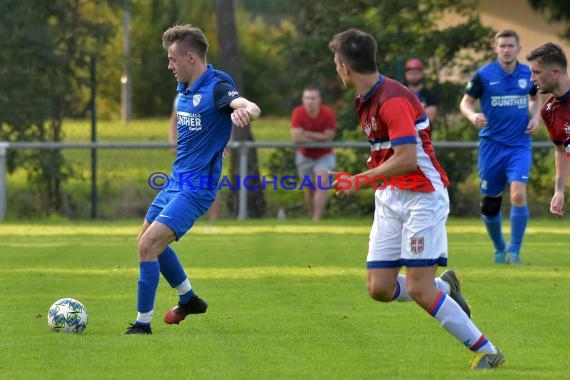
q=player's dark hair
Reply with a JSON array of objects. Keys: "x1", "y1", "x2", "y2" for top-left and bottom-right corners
[
  {"x1": 328, "y1": 29, "x2": 377, "y2": 74},
  {"x1": 526, "y1": 42, "x2": 568, "y2": 72},
  {"x1": 162, "y1": 24, "x2": 209, "y2": 60},
  {"x1": 495, "y1": 29, "x2": 520, "y2": 45}
]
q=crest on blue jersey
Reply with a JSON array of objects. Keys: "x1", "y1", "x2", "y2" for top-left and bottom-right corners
[
  {"x1": 518, "y1": 79, "x2": 527, "y2": 89},
  {"x1": 193, "y1": 94, "x2": 201, "y2": 107}
]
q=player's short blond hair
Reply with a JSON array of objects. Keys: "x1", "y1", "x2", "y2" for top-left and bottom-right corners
[
  {"x1": 162, "y1": 24, "x2": 209, "y2": 60},
  {"x1": 495, "y1": 29, "x2": 520, "y2": 45}
]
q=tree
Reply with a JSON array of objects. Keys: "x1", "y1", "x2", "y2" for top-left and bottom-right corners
[
  {"x1": 529, "y1": 1, "x2": 570, "y2": 40},
  {"x1": 272, "y1": 0, "x2": 496, "y2": 215},
  {"x1": 282, "y1": 0, "x2": 494, "y2": 128},
  {"x1": 75, "y1": 0, "x2": 292, "y2": 119},
  {"x1": 214, "y1": 0, "x2": 266, "y2": 218},
  {"x1": 129, "y1": 0, "x2": 218, "y2": 118},
  {"x1": 0, "y1": 0, "x2": 120, "y2": 215}
]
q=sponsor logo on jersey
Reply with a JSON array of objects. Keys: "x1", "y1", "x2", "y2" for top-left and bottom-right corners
[
  {"x1": 564, "y1": 122, "x2": 570, "y2": 135},
  {"x1": 546, "y1": 102, "x2": 553, "y2": 112},
  {"x1": 490, "y1": 95, "x2": 528, "y2": 108},
  {"x1": 193, "y1": 94, "x2": 201, "y2": 106},
  {"x1": 177, "y1": 111, "x2": 202, "y2": 131},
  {"x1": 227, "y1": 90, "x2": 239, "y2": 97}
]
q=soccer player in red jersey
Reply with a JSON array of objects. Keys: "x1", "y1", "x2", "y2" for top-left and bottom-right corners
[
  {"x1": 527, "y1": 42, "x2": 570, "y2": 217},
  {"x1": 328, "y1": 28, "x2": 504, "y2": 369}
]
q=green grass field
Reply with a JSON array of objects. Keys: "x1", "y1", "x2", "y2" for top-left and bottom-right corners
[{"x1": 1, "y1": 217, "x2": 569, "y2": 379}]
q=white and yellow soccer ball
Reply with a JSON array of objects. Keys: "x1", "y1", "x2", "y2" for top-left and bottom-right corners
[{"x1": 47, "y1": 298, "x2": 88, "y2": 333}]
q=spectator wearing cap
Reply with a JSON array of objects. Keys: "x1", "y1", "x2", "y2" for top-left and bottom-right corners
[{"x1": 404, "y1": 58, "x2": 439, "y2": 126}]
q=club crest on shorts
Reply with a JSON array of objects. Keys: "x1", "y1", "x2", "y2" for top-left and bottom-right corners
[
  {"x1": 193, "y1": 94, "x2": 201, "y2": 107},
  {"x1": 410, "y1": 237, "x2": 424, "y2": 254}
]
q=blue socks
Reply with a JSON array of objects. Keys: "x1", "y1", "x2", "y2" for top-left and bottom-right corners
[
  {"x1": 158, "y1": 246, "x2": 194, "y2": 304},
  {"x1": 482, "y1": 212, "x2": 505, "y2": 252},
  {"x1": 136, "y1": 247, "x2": 195, "y2": 324},
  {"x1": 158, "y1": 246, "x2": 187, "y2": 288},
  {"x1": 508, "y1": 205, "x2": 529, "y2": 254},
  {"x1": 137, "y1": 261, "x2": 160, "y2": 314},
  {"x1": 482, "y1": 206, "x2": 529, "y2": 255}
]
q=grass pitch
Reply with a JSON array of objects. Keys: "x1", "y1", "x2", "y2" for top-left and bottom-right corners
[{"x1": 1, "y1": 217, "x2": 569, "y2": 379}]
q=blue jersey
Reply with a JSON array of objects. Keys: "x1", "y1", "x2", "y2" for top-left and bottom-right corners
[
  {"x1": 171, "y1": 65, "x2": 240, "y2": 190},
  {"x1": 465, "y1": 60, "x2": 537, "y2": 147}
]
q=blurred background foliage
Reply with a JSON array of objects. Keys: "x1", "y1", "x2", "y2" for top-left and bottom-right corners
[{"x1": 0, "y1": 0, "x2": 561, "y2": 218}]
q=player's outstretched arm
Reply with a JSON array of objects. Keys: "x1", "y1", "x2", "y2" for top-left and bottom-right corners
[{"x1": 230, "y1": 97, "x2": 261, "y2": 128}]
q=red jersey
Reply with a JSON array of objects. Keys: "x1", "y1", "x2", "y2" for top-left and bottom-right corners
[
  {"x1": 355, "y1": 75, "x2": 449, "y2": 192},
  {"x1": 540, "y1": 92, "x2": 570, "y2": 158},
  {"x1": 291, "y1": 105, "x2": 337, "y2": 159}
]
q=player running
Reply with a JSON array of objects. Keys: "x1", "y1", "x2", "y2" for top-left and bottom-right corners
[
  {"x1": 125, "y1": 24, "x2": 261, "y2": 335},
  {"x1": 329, "y1": 28, "x2": 504, "y2": 369},
  {"x1": 460, "y1": 29, "x2": 540, "y2": 265}
]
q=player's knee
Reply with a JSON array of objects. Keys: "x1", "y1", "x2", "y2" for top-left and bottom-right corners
[
  {"x1": 367, "y1": 282, "x2": 393, "y2": 302},
  {"x1": 510, "y1": 190, "x2": 526, "y2": 206},
  {"x1": 480, "y1": 196, "x2": 502, "y2": 217},
  {"x1": 137, "y1": 235, "x2": 160, "y2": 261}
]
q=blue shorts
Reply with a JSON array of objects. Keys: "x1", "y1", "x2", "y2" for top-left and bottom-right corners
[
  {"x1": 145, "y1": 182, "x2": 216, "y2": 240},
  {"x1": 478, "y1": 139, "x2": 531, "y2": 197}
]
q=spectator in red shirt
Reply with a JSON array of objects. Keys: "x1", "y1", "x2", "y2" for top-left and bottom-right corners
[{"x1": 291, "y1": 86, "x2": 337, "y2": 220}]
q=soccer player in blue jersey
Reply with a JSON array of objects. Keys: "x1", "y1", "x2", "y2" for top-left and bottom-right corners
[
  {"x1": 460, "y1": 29, "x2": 541, "y2": 265},
  {"x1": 125, "y1": 24, "x2": 261, "y2": 335}
]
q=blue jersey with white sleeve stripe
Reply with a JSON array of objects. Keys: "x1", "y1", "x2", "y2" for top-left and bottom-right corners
[{"x1": 465, "y1": 60, "x2": 537, "y2": 147}]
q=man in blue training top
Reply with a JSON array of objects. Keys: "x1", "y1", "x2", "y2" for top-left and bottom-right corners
[
  {"x1": 125, "y1": 24, "x2": 261, "y2": 335},
  {"x1": 460, "y1": 29, "x2": 540, "y2": 265}
]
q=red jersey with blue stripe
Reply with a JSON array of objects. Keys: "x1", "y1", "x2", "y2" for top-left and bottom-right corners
[
  {"x1": 540, "y1": 90, "x2": 570, "y2": 158},
  {"x1": 355, "y1": 75, "x2": 449, "y2": 192}
]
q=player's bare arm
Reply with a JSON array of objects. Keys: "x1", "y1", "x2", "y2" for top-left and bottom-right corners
[
  {"x1": 526, "y1": 95, "x2": 541, "y2": 134},
  {"x1": 550, "y1": 145, "x2": 569, "y2": 217},
  {"x1": 333, "y1": 143, "x2": 417, "y2": 198},
  {"x1": 460, "y1": 94, "x2": 487, "y2": 128},
  {"x1": 229, "y1": 97, "x2": 261, "y2": 127},
  {"x1": 425, "y1": 105, "x2": 438, "y2": 123},
  {"x1": 168, "y1": 107, "x2": 177, "y2": 154}
]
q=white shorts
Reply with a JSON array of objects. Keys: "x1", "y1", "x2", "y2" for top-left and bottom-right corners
[{"x1": 367, "y1": 187, "x2": 449, "y2": 268}]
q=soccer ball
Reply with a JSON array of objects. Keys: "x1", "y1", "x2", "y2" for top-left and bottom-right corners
[{"x1": 47, "y1": 298, "x2": 88, "y2": 333}]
